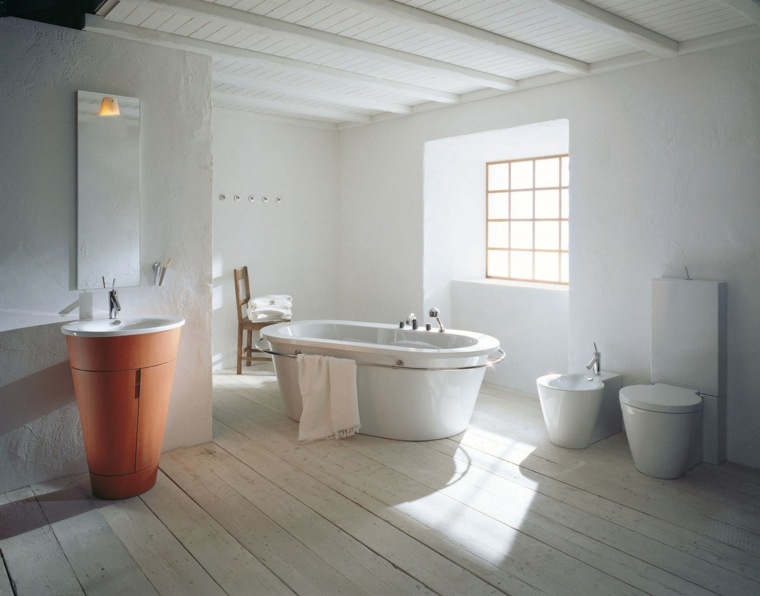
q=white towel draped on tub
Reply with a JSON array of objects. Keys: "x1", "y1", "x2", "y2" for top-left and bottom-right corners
[{"x1": 297, "y1": 354, "x2": 360, "y2": 442}]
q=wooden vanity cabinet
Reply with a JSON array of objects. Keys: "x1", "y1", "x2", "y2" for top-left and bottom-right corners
[{"x1": 65, "y1": 328, "x2": 181, "y2": 500}]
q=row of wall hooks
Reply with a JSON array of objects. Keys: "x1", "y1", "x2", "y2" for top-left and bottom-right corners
[{"x1": 218, "y1": 193, "x2": 283, "y2": 203}]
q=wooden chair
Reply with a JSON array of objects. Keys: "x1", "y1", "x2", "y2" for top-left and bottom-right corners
[{"x1": 233, "y1": 266, "x2": 286, "y2": 374}]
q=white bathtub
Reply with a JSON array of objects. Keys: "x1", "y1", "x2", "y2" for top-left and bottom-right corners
[{"x1": 259, "y1": 320, "x2": 503, "y2": 441}]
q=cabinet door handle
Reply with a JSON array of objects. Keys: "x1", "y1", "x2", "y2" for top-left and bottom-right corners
[{"x1": 135, "y1": 369, "x2": 142, "y2": 399}]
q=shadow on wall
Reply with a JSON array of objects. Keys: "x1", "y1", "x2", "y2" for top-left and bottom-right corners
[
  {"x1": 0, "y1": 362, "x2": 74, "y2": 429},
  {"x1": 0, "y1": 325, "x2": 86, "y2": 494}
]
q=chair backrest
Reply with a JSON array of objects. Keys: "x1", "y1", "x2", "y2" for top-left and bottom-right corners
[{"x1": 233, "y1": 266, "x2": 251, "y2": 323}]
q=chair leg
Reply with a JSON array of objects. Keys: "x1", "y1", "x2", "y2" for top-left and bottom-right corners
[
  {"x1": 245, "y1": 329, "x2": 253, "y2": 368},
  {"x1": 237, "y1": 326, "x2": 243, "y2": 375}
]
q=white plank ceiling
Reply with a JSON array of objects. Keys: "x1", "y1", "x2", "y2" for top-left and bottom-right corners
[{"x1": 90, "y1": 0, "x2": 760, "y2": 127}]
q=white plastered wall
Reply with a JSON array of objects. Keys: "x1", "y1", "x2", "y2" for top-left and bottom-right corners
[
  {"x1": 211, "y1": 110, "x2": 340, "y2": 370},
  {"x1": 0, "y1": 18, "x2": 213, "y2": 493}
]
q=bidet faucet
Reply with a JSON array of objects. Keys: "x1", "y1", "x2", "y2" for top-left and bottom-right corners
[
  {"x1": 586, "y1": 343, "x2": 600, "y2": 375},
  {"x1": 429, "y1": 307, "x2": 445, "y2": 332},
  {"x1": 406, "y1": 313, "x2": 418, "y2": 330}
]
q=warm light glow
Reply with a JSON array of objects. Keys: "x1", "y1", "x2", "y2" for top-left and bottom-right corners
[{"x1": 99, "y1": 97, "x2": 120, "y2": 116}]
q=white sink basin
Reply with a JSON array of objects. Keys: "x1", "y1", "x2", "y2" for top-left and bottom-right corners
[
  {"x1": 61, "y1": 315, "x2": 185, "y2": 337},
  {"x1": 537, "y1": 372, "x2": 604, "y2": 392}
]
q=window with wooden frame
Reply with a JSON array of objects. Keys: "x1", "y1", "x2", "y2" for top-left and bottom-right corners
[{"x1": 486, "y1": 155, "x2": 569, "y2": 284}]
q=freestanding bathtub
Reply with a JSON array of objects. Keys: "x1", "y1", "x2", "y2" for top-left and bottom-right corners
[{"x1": 259, "y1": 320, "x2": 503, "y2": 441}]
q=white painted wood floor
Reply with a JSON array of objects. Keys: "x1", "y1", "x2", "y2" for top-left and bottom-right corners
[{"x1": 2, "y1": 365, "x2": 760, "y2": 595}]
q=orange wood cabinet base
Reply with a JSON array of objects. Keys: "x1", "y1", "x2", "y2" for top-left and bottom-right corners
[
  {"x1": 65, "y1": 327, "x2": 182, "y2": 500},
  {"x1": 89, "y1": 465, "x2": 159, "y2": 500}
]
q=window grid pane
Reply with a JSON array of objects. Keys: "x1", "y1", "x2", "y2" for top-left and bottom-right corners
[{"x1": 486, "y1": 155, "x2": 569, "y2": 284}]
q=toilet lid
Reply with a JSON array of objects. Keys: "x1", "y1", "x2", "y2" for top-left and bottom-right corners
[{"x1": 619, "y1": 383, "x2": 702, "y2": 413}]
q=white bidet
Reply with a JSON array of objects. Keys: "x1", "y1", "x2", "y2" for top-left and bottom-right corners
[{"x1": 537, "y1": 373, "x2": 605, "y2": 449}]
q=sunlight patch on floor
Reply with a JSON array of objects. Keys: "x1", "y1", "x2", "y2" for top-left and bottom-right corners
[
  {"x1": 397, "y1": 438, "x2": 541, "y2": 564},
  {"x1": 467, "y1": 427, "x2": 539, "y2": 467}
]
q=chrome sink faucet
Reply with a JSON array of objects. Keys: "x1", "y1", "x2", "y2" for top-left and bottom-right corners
[
  {"x1": 586, "y1": 343, "x2": 600, "y2": 375},
  {"x1": 107, "y1": 278, "x2": 121, "y2": 319},
  {"x1": 406, "y1": 313, "x2": 418, "y2": 330}
]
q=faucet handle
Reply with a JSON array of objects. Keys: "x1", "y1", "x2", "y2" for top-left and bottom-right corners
[{"x1": 428, "y1": 307, "x2": 445, "y2": 332}]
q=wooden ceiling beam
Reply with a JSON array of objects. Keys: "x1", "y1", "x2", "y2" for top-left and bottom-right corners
[
  {"x1": 329, "y1": 0, "x2": 589, "y2": 74},
  {"x1": 212, "y1": 71, "x2": 412, "y2": 115},
  {"x1": 85, "y1": 14, "x2": 461, "y2": 105},
  {"x1": 211, "y1": 91, "x2": 372, "y2": 123},
  {"x1": 537, "y1": 0, "x2": 678, "y2": 57},
  {"x1": 122, "y1": 0, "x2": 518, "y2": 90}
]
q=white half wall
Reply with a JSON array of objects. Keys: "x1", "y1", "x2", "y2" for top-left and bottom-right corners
[
  {"x1": 452, "y1": 281, "x2": 569, "y2": 393},
  {"x1": 338, "y1": 41, "x2": 760, "y2": 468},
  {"x1": 0, "y1": 19, "x2": 213, "y2": 493},
  {"x1": 211, "y1": 110, "x2": 340, "y2": 370}
]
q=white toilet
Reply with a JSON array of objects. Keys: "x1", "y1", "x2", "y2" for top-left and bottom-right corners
[
  {"x1": 619, "y1": 383, "x2": 702, "y2": 478},
  {"x1": 620, "y1": 278, "x2": 727, "y2": 479}
]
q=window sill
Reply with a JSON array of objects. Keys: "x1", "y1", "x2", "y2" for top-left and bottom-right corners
[{"x1": 453, "y1": 278, "x2": 568, "y2": 292}]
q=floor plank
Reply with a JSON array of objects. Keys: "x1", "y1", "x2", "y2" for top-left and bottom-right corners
[
  {"x1": 140, "y1": 470, "x2": 292, "y2": 594},
  {"x1": 1, "y1": 366, "x2": 759, "y2": 596},
  {"x1": 213, "y1": 390, "x2": 636, "y2": 595},
  {"x1": 0, "y1": 486, "x2": 83, "y2": 595},
  {"x1": 73, "y1": 475, "x2": 227, "y2": 596},
  {"x1": 162, "y1": 442, "x2": 433, "y2": 595},
  {"x1": 31, "y1": 478, "x2": 157, "y2": 595},
  {"x1": 343, "y1": 436, "x2": 722, "y2": 595},
  {"x1": 211, "y1": 401, "x2": 508, "y2": 595}
]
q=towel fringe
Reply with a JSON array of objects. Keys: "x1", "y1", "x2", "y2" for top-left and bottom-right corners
[
  {"x1": 298, "y1": 425, "x2": 360, "y2": 443},
  {"x1": 334, "y1": 426, "x2": 361, "y2": 439}
]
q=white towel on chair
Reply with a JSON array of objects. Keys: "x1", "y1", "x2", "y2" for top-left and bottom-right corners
[
  {"x1": 251, "y1": 294, "x2": 293, "y2": 308},
  {"x1": 297, "y1": 354, "x2": 360, "y2": 442},
  {"x1": 248, "y1": 306, "x2": 292, "y2": 321}
]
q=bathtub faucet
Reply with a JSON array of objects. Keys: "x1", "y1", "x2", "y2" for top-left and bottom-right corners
[
  {"x1": 406, "y1": 313, "x2": 418, "y2": 330},
  {"x1": 429, "y1": 307, "x2": 445, "y2": 332},
  {"x1": 586, "y1": 343, "x2": 600, "y2": 375}
]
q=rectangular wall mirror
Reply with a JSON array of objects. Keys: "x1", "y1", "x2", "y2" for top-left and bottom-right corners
[{"x1": 77, "y1": 90, "x2": 141, "y2": 290}]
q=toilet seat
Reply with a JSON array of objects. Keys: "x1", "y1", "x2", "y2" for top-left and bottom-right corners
[{"x1": 620, "y1": 383, "x2": 702, "y2": 414}]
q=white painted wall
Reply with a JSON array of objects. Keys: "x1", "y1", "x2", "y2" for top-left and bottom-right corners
[
  {"x1": 338, "y1": 41, "x2": 760, "y2": 468},
  {"x1": 338, "y1": 123, "x2": 426, "y2": 322},
  {"x1": 452, "y1": 281, "x2": 569, "y2": 392},
  {"x1": 0, "y1": 19, "x2": 213, "y2": 493},
  {"x1": 211, "y1": 110, "x2": 340, "y2": 369}
]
